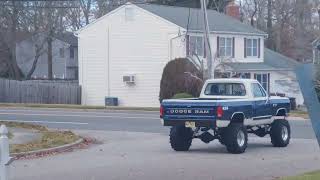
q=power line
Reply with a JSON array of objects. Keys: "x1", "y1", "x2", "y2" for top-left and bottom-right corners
[
  {"x1": 0, "y1": 0, "x2": 78, "y2": 1},
  {"x1": 0, "y1": 1, "x2": 158, "y2": 9},
  {"x1": 2, "y1": 4, "x2": 80, "y2": 8}
]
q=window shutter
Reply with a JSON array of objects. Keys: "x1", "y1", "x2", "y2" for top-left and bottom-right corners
[
  {"x1": 258, "y1": 38, "x2": 261, "y2": 58},
  {"x1": 244, "y1": 38, "x2": 247, "y2": 58},
  {"x1": 186, "y1": 35, "x2": 190, "y2": 56},
  {"x1": 217, "y1": 36, "x2": 220, "y2": 57},
  {"x1": 203, "y1": 38, "x2": 206, "y2": 58},
  {"x1": 254, "y1": 73, "x2": 257, "y2": 79},
  {"x1": 232, "y1": 37, "x2": 235, "y2": 58}
]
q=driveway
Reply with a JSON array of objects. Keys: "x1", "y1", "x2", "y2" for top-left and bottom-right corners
[{"x1": 11, "y1": 130, "x2": 320, "y2": 180}]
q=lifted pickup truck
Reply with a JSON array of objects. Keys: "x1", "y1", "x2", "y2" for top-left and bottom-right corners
[{"x1": 160, "y1": 79, "x2": 291, "y2": 154}]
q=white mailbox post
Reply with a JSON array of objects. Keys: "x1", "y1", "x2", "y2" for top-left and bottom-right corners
[{"x1": 0, "y1": 125, "x2": 13, "y2": 180}]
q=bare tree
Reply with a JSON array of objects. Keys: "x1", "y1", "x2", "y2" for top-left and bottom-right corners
[
  {"x1": 80, "y1": 0, "x2": 92, "y2": 25},
  {"x1": 0, "y1": 1, "x2": 24, "y2": 80}
]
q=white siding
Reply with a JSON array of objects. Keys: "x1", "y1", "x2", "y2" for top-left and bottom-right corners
[
  {"x1": 182, "y1": 33, "x2": 264, "y2": 65},
  {"x1": 207, "y1": 33, "x2": 264, "y2": 63},
  {"x1": 78, "y1": 4, "x2": 182, "y2": 107},
  {"x1": 78, "y1": 24, "x2": 109, "y2": 105}
]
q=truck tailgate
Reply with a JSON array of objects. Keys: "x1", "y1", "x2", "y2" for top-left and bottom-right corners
[{"x1": 161, "y1": 100, "x2": 217, "y2": 121}]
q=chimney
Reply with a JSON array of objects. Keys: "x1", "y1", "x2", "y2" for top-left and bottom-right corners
[{"x1": 225, "y1": 1, "x2": 240, "y2": 20}]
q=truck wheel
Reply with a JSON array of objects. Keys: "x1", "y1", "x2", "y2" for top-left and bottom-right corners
[
  {"x1": 222, "y1": 124, "x2": 248, "y2": 154},
  {"x1": 170, "y1": 126, "x2": 193, "y2": 151},
  {"x1": 270, "y1": 119, "x2": 290, "y2": 147}
]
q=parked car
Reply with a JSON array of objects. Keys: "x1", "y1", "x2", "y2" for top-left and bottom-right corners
[{"x1": 160, "y1": 79, "x2": 291, "y2": 154}]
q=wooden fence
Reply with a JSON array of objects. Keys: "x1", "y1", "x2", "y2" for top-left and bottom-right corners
[{"x1": 0, "y1": 79, "x2": 81, "y2": 104}]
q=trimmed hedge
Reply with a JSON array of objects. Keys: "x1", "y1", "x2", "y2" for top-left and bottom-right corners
[
  {"x1": 159, "y1": 58, "x2": 203, "y2": 102},
  {"x1": 172, "y1": 93, "x2": 194, "y2": 99}
]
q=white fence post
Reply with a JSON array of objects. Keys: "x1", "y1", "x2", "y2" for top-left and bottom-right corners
[{"x1": 0, "y1": 125, "x2": 13, "y2": 180}]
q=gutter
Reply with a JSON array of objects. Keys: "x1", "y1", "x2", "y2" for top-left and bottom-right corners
[
  {"x1": 234, "y1": 68, "x2": 294, "y2": 72},
  {"x1": 186, "y1": 30, "x2": 268, "y2": 38}
]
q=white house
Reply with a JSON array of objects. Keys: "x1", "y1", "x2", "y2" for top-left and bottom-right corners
[
  {"x1": 16, "y1": 32, "x2": 78, "y2": 80},
  {"x1": 76, "y1": 3, "x2": 303, "y2": 107}
]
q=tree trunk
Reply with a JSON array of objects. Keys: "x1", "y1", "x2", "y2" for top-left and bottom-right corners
[
  {"x1": 26, "y1": 45, "x2": 43, "y2": 79},
  {"x1": 47, "y1": 36, "x2": 53, "y2": 80},
  {"x1": 266, "y1": 0, "x2": 273, "y2": 49},
  {"x1": 9, "y1": 1, "x2": 22, "y2": 80}
]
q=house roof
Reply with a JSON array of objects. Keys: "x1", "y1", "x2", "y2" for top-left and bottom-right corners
[
  {"x1": 136, "y1": 3, "x2": 266, "y2": 35},
  {"x1": 15, "y1": 32, "x2": 78, "y2": 46},
  {"x1": 225, "y1": 48, "x2": 300, "y2": 72}
]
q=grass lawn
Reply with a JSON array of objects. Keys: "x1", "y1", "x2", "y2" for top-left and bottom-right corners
[
  {"x1": 0, "y1": 121, "x2": 80, "y2": 154},
  {"x1": 289, "y1": 110, "x2": 309, "y2": 119},
  {"x1": 279, "y1": 170, "x2": 320, "y2": 180},
  {"x1": 10, "y1": 131, "x2": 79, "y2": 154}
]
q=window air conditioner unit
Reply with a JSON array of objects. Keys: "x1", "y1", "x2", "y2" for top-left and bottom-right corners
[{"x1": 123, "y1": 75, "x2": 135, "y2": 84}]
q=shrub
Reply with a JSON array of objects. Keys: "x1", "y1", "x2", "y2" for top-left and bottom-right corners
[
  {"x1": 172, "y1": 93, "x2": 194, "y2": 99},
  {"x1": 159, "y1": 58, "x2": 203, "y2": 102}
]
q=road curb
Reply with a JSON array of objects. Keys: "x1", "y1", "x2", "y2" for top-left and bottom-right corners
[
  {"x1": 0, "y1": 103, "x2": 159, "y2": 112},
  {"x1": 288, "y1": 117, "x2": 309, "y2": 121},
  {"x1": 11, "y1": 138, "x2": 84, "y2": 158}
]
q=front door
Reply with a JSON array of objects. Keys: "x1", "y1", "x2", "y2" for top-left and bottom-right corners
[{"x1": 252, "y1": 83, "x2": 272, "y2": 120}]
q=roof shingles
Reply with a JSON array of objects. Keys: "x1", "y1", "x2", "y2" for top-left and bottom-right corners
[
  {"x1": 225, "y1": 48, "x2": 300, "y2": 72},
  {"x1": 137, "y1": 4, "x2": 266, "y2": 35}
]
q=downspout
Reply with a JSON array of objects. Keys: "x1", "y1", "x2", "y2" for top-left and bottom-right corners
[
  {"x1": 74, "y1": 32, "x2": 84, "y2": 104},
  {"x1": 107, "y1": 27, "x2": 110, "y2": 97},
  {"x1": 169, "y1": 32, "x2": 185, "y2": 60}
]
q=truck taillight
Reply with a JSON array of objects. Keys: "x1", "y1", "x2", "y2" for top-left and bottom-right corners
[
  {"x1": 217, "y1": 106, "x2": 223, "y2": 118},
  {"x1": 160, "y1": 106, "x2": 164, "y2": 118}
]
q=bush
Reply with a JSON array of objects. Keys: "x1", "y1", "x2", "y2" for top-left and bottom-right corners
[
  {"x1": 159, "y1": 58, "x2": 203, "y2": 102},
  {"x1": 172, "y1": 93, "x2": 194, "y2": 99}
]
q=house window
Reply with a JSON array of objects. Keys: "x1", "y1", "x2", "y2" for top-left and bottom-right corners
[
  {"x1": 59, "y1": 48, "x2": 64, "y2": 58},
  {"x1": 245, "y1": 38, "x2": 258, "y2": 57},
  {"x1": 70, "y1": 47, "x2": 74, "y2": 59},
  {"x1": 125, "y1": 7, "x2": 134, "y2": 21},
  {"x1": 232, "y1": 72, "x2": 251, "y2": 79},
  {"x1": 254, "y1": 73, "x2": 270, "y2": 93},
  {"x1": 188, "y1": 36, "x2": 204, "y2": 57},
  {"x1": 218, "y1": 37, "x2": 233, "y2": 57}
]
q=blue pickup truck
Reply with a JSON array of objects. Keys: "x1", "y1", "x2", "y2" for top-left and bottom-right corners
[{"x1": 160, "y1": 79, "x2": 291, "y2": 154}]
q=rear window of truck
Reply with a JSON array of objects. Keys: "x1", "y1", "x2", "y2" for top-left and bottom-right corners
[{"x1": 204, "y1": 83, "x2": 246, "y2": 96}]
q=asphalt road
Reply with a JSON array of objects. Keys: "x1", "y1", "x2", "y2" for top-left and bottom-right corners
[
  {"x1": 0, "y1": 107, "x2": 316, "y2": 139},
  {"x1": 2, "y1": 107, "x2": 319, "y2": 180}
]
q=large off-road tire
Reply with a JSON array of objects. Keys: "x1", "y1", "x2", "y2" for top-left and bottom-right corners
[
  {"x1": 170, "y1": 126, "x2": 193, "y2": 151},
  {"x1": 221, "y1": 123, "x2": 248, "y2": 154},
  {"x1": 270, "y1": 119, "x2": 291, "y2": 147}
]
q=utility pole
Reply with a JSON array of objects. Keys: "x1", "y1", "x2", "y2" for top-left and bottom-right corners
[{"x1": 200, "y1": 0, "x2": 213, "y2": 79}]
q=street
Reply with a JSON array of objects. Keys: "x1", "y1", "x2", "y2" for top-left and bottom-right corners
[
  {"x1": 0, "y1": 108, "x2": 316, "y2": 139},
  {"x1": 0, "y1": 107, "x2": 318, "y2": 180}
]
